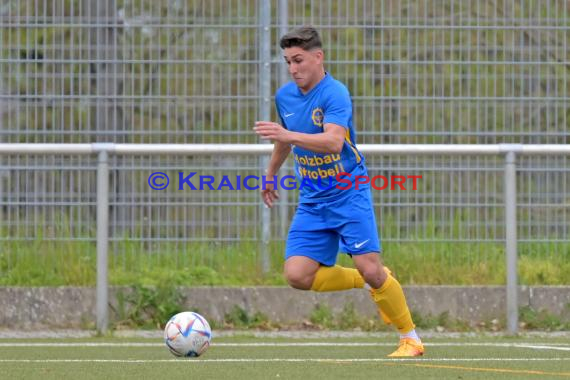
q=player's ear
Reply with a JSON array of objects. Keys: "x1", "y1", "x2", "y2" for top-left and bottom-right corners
[{"x1": 313, "y1": 48, "x2": 324, "y2": 63}]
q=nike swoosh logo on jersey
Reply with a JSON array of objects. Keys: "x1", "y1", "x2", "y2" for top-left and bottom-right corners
[
  {"x1": 354, "y1": 239, "x2": 370, "y2": 249},
  {"x1": 284, "y1": 113, "x2": 295, "y2": 118}
]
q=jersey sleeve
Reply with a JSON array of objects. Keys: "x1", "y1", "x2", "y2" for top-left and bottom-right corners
[{"x1": 322, "y1": 84, "x2": 352, "y2": 129}]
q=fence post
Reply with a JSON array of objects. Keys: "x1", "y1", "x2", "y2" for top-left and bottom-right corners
[
  {"x1": 278, "y1": 0, "x2": 289, "y2": 239},
  {"x1": 96, "y1": 150, "x2": 110, "y2": 334},
  {"x1": 258, "y1": 0, "x2": 271, "y2": 273},
  {"x1": 504, "y1": 150, "x2": 518, "y2": 334}
]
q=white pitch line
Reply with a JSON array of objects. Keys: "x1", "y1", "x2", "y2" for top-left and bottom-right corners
[
  {"x1": 0, "y1": 343, "x2": 162, "y2": 347},
  {"x1": 0, "y1": 342, "x2": 569, "y2": 348},
  {"x1": 513, "y1": 344, "x2": 570, "y2": 352},
  {"x1": 0, "y1": 358, "x2": 569, "y2": 363},
  {"x1": 0, "y1": 342, "x2": 570, "y2": 351}
]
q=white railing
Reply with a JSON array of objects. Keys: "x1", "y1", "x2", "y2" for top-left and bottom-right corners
[{"x1": 2, "y1": 143, "x2": 570, "y2": 334}]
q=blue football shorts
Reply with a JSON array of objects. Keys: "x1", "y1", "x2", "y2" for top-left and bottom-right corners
[{"x1": 285, "y1": 188, "x2": 381, "y2": 266}]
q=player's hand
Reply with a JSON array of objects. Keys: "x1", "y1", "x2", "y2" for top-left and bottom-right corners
[
  {"x1": 260, "y1": 186, "x2": 280, "y2": 208},
  {"x1": 254, "y1": 121, "x2": 291, "y2": 143}
]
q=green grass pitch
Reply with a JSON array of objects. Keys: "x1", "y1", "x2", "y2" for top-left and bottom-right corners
[{"x1": 0, "y1": 335, "x2": 569, "y2": 379}]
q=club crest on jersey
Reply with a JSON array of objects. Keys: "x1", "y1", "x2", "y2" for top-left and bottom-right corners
[{"x1": 312, "y1": 108, "x2": 324, "y2": 127}]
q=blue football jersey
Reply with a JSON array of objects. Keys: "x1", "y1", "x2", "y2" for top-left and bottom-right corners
[{"x1": 275, "y1": 73, "x2": 368, "y2": 202}]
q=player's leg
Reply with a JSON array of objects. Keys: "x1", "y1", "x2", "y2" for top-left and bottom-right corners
[
  {"x1": 351, "y1": 253, "x2": 423, "y2": 356},
  {"x1": 284, "y1": 255, "x2": 364, "y2": 291},
  {"x1": 335, "y1": 189, "x2": 424, "y2": 357},
  {"x1": 283, "y1": 255, "x2": 319, "y2": 290},
  {"x1": 310, "y1": 263, "x2": 365, "y2": 291},
  {"x1": 377, "y1": 265, "x2": 394, "y2": 325},
  {"x1": 352, "y1": 253, "x2": 414, "y2": 332},
  {"x1": 285, "y1": 203, "x2": 364, "y2": 292}
]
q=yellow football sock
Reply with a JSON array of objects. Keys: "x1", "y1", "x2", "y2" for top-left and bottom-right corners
[
  {"x1": 310, "y1": 265, "x2": 365, "y2": 292},
  {"x1": 370, "y1": 274, "x2": 415, "y2": 334},
  {"x1": 378, "y1": 308, "x2": 392, "y2": 325},
  {"x1": 378, "y1": 266, "x2": 393, "y2": 324}
]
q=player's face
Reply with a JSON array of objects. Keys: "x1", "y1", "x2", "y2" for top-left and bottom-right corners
[{"x1": 283, "y1": 47, "x2": 324, "y2": 92}]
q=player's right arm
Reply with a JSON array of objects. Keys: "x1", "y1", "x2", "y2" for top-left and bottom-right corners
[{"x1": 262, "y1": 141, "x2": 291, "y2": 208}]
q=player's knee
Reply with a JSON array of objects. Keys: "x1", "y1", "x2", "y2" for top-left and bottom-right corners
[
  {"x1": 284, "y1": 270, "x2": 313, "y2": 290},
  {"x1": 358, "y1": 267, "x2": 385, "y2": 289}
]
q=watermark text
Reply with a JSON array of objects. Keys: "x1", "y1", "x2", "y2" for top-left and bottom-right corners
[{"x1": 148, "y1": 172, "x2": 422, "y2": 191}]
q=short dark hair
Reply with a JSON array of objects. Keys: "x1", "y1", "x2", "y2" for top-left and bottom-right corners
[{"x1": 279, "y1": 26, "x2": 322, "y2": 51}]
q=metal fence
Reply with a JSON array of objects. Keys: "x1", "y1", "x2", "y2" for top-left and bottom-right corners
[
  {"x1": 2, "y1": 0, "x2": 568, "y2": 144},
  {"x1": 0, "y1": 0, "x2": 569, "y2": 294},
  {"x1": 1, "y1": 142, "x2": 569, "y2": 334}
]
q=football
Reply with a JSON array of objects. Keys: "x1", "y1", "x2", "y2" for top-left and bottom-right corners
[{"x1": 164, "y1": 311, "x2": 212, "y2": 357}]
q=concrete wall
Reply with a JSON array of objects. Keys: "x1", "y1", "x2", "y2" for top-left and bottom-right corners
[{"x1": 0, "y1": 286, "x2": 569, "y2": 329}]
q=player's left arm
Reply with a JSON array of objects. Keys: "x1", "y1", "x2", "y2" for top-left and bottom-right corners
[{"x1": 254, "y1": 121, "x2": 344, "y2": 154}]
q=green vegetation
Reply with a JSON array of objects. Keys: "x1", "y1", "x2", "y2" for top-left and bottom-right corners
[
  {"x1": 309, "y1": 303, "x2": 387, "y2": 331},
  {"x1": 411, "y1": 310, "x2": 472, "y2": 332},
  {"x1": 518, "y1": 305, "x2": 570, "y2": 331},
  {"x1": 113, "y1": 284, "x2": 185, "y2": 330},
  {"x1": 1, "y1": 237, "x2": 569, "y2": 286},
  {"x1": 109, "y1": 297, "x2": 570, "y2": 332},
  {"x1": 224, "y1": 303, "x2": 570, "y2": 332},
  {"x1": 306, "y1": 303, "x2": 570, "y2": 332},
  {"x1": 222, "y1": 305, "x2": 272, "y2": 330},
  {"x1": 103, "y1": 287, "x2": 570, "y2": 332}
]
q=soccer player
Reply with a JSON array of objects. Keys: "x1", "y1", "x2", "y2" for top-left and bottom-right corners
[{"x1": 254, "y1": 26, "x2": 424, "y2": 357}]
